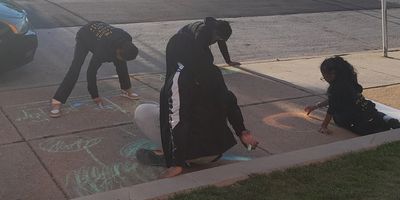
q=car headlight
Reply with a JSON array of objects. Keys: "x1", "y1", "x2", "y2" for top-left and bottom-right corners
[{"x1": 2, "y1": 16, "x2": 29, "y2": 34}]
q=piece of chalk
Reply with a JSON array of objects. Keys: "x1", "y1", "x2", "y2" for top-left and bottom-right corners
[{"x1": 247, "y1": 144, "x2": 252, "y2": 151}]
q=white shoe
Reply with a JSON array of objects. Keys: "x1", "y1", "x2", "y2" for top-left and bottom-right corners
[
  {"x1": 121, "y1": 90, "x2": 139, "y2": 100},
  {"x1": 49, "y1": 103, "x2": 61, "y2": 118}
]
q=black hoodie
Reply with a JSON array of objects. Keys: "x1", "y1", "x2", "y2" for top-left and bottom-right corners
[
  {"x1": 77, "y1": 21, "x2": 133, "y2": 63},
  {"x1": 159, "y1": 63, "x2": 246, "y2": 167},
  {"x1": 165, "y1": 17, "x2": 232, "y2": 81}
]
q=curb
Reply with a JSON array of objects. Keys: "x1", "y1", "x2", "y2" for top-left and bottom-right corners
[{"x1": 72, "y1": 128, "x2": 400, "y2": 200}]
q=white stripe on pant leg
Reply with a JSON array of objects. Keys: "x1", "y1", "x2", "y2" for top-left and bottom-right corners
[{"x1": 170, "y1": 63, "x2": 184, "y2": 130}]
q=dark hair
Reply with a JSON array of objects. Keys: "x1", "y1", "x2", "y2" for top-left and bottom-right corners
[
  {"x1": 320, "y1": 56, "x2": 358, "y2": 85},
  {"x1": 216, "y1": 20, "x2": 232, "y2": 41},
  {"x1": 120, "y1": 42, "x2": 138, "y2": 61}
]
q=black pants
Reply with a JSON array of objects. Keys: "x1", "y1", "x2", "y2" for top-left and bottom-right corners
[
  {"x1": 53, "y1": 38, "x2": 131, "y2": 104},
  {"x1": 334, "y1": 112, "x2": 398, "y2": 135}
]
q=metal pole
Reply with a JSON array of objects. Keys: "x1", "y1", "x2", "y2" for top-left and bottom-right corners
[{"x1": 382, "y1": 0, "x2": 388, "y2": 57}]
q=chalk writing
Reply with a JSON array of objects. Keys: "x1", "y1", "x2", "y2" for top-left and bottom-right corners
[
  {"x1": 39, "y1": 137, "x2": 103, "y2": 153},
  {"x1": 15, "y1": 108, "x2": 49, "y2": 122},
  {"x1": 65, "y1": 161, "x2": 161, "y2": 197},
  {"x1": 12, "y1": 97, "x2": 125, "y2": 123},
  {"x1": 39, "y1": 137, "x2": 106, "y2": 166},
  {"x1": 40, "y1": 134, "x2": 163, "y2": 197}
]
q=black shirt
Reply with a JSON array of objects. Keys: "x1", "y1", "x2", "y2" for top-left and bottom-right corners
[
  {"x1": 178, "y1": 17, "x2": 231, "y2": 63},
  {"x1": 327, "y1": 81, "x2": 378, "y2": 126},
  {"x1": 77, "y1": 21, "x2": 133, "y2": 63}
]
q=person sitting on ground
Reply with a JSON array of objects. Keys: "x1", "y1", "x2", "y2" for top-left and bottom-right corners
[
  {"x1": 50, "y1": 21, "x2": 139, "y2": 118},
  {"x1": 165, "y1": 17, "x2": 240, "y2": 81},
  {"x1": 305, "y1": 56, "x2": 400, "y2": 135}
]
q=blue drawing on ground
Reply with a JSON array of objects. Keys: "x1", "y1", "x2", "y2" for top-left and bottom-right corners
[
  {"x1": 120, "y1": 138, "x2": 158, "y2": 158},
  {"x1": 221, "y1": 154, "x2": 252, "y2": 161},
  {"x1": 13, "y1": 95, "x2": 127, "y2": 123},
  {"x1": 39, "y1": 136, "x2": 162, "y2": 197},
  {"x1": 65, "y1": 160, "x2": 161, "y2": 197}
]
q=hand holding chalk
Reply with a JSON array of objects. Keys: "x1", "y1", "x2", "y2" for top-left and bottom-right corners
[{"x1": 240, "y1": 130, "x2": 259, "y2": 151}]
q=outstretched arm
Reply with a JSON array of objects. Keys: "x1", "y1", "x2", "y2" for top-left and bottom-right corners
[
  {"x1": 87, "y1": 57, "x2": 103, "y2": 99},
  {"x1": 218, "y1": 40, "x2": 240, "y2": 66},
  {"x1": 319, "y1": 113, "x2": 332, "y2": 134},
  {"x1": 304, "y1": 99, "x2": 328, "y2": 115},
  {"x1": 225, "y1": 91, "x2": 258, "y2": 149}
]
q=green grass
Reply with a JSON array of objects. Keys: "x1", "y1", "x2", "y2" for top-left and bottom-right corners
[{"x1": 170, "y1": 141, "x2": 400, "y2": 200}]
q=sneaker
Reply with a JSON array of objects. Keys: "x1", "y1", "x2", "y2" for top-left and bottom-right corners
[
  {"x1": 121, "y1": 90, "x2": 139, "y2": 100},
  {"x1": 93, "y1": 97, "x2": 104, "y2": 108},
  {"x1": 136, "y1": 148, "x2": 166, "y2": 167},
  {"x1": 49, "y1": 103, "x2": 61, "y2": 118}
]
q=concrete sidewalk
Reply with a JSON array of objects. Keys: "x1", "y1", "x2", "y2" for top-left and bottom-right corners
[{"x1": 1, "y1": 50, "x2": 399, "y2": 200}]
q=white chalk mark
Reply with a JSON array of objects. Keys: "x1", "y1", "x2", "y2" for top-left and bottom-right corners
[{"x1": 103, "y1": 97, "x2": 127, "y2": 114}]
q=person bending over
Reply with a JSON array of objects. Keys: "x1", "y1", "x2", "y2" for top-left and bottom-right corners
[{"x1": 50, "y1": 21, "x2": 139, "y2": 118}]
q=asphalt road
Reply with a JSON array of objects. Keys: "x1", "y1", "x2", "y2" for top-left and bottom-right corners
[{"x1": 13, "y1": 0, "x2": 400, "y2": 29}]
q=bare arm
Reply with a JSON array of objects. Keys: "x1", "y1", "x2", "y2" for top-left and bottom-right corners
[
  {"x1": 319, "y1": 113, "x2": 332, "y2": 134},
  {"x1": 304, "y1": 99, "x2": 329, "y2": 115}
]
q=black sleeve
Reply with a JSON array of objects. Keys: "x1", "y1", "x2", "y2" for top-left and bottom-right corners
[
  {"x1": 86, "y1": 57, "x2": 103, "y2": 98},
  {"x1": 226, "y1": 91, "x2": 246, "y2": 137},
  {"x1": 213, "y1": 68, "x2": 246, "y2": 136},
  {"x1": 217, "y1": 40, "x2": 231, "y2": 63}
]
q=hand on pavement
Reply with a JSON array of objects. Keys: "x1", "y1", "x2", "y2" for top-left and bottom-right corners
[{"x1": 319, "y1": 126, "x2": 330, "y2": 134}]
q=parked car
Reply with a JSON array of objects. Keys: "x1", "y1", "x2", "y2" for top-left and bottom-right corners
[{"x1": 0, "y1": 0, "x2": 37, "y2": 71}]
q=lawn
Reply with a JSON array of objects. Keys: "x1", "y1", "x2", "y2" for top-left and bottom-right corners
[{"x1": 171, "y1": 141, "x2": 400, "y2": 200}]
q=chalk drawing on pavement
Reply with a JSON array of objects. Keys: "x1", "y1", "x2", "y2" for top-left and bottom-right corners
[
  {"x1": 11, "y1": 95, "x2": 129, "y2": 123},
  {"x1": 39, "y1": 137, "x2": 106, "y2": 166},
  {"x1": 220, "y1": 66, "x2": 242, "y2": 75},
  {"x1": 15, "y1": 107, "x2": 50, "y2": 123},
  {"x1": 221, "y1": 154, "x2": 252, "y2": 161},
  {"x1": 39, "y1": 137, "x2": 103, "y2": 153},
  {"x1": 263, "y1": 111, "x2": 323, "y2": 133},
  {"x1": 65, "y1": 160, "x2": 161, "y2": 197},
  {"x1": 120, "y1": 139, "x2": 158, "y2": 158},
  {"x1": 39, "y1": 134, "x2": 162, "y2": 197}
]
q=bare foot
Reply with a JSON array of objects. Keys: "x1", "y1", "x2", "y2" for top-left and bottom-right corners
[
  {"x1": 153, "y1": 149, "x2": 164, "y2": 156},
  {"x1": 159, "y1": 166, "x2": 183, "y2": 178}
]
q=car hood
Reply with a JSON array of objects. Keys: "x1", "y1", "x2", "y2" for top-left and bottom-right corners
[{"x1": 0, "y1": 0, "x2": 25, "y2": 19}]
